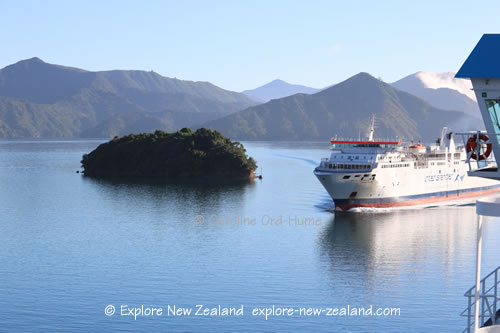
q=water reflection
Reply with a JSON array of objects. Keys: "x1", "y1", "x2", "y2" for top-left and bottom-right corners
[
  {"x1": 81, "y1": 176, "x2": 257, "y2": 221},
  {"x1": 319, "y1": 208, "x2": 478, "y2": 293}
]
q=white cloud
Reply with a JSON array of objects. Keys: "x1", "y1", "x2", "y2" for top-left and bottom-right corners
[{"x1": 416, "y1": 71, "x2": 476, "y2": 101}]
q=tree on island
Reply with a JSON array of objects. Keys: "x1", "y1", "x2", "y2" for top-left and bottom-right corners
[{"x1": 81, "y1": 128, "x2": 257, "y2": 178}]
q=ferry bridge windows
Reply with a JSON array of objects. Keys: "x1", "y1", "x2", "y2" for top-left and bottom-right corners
[{"x1": 486, "y1": 100, "x2": 500, "y2": 144}]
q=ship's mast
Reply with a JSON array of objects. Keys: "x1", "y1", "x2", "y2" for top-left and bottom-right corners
[
  {"x1": 368, "y1": 114, "x2": 375, "y2": 142},
  {"x1": 440, "y1": 127, "x2": 447, "y2": 148}
]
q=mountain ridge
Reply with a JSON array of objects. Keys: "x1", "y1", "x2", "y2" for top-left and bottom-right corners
[
  {"x1": 204, "y1": 72, "x2": 480, "y2": 142},
  {"x1": 392, "y1": 71, "x2": 479, "y2": 117},
  {"x1": 242, "y1": 79, "x2": 320, "y2": 102},
  {"x1": 0, "y1": 57, "x2": 258, "y2": 138}
]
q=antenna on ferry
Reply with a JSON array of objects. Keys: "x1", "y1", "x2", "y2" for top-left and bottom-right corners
[{"x1": 368, "y1": 114, "x2": 375, "y2": 142}]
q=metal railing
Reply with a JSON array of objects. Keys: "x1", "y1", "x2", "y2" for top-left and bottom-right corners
[
  {"x1": 329, "y1": 137, "x2": 401, "y2": 142},
  {"x1": 461, "y1": 266, "x2": 500, "y2": 333}
]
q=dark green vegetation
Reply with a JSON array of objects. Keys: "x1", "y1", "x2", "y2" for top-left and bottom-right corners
[
  {"x1": 81, "y1": 128, "x2": 257, "y2": 178},
  {"x1": 0, "y1": 58, "x2": 480, "y2": 141},
  {"x1": 204, "y1": 73, "x2": 480, "y2": 142},
  {"x1": 0, "y1": 58, "x2": 257, "y2": 138}
]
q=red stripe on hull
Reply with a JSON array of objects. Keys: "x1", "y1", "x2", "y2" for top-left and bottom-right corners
[
  {"x1": 335, "y1": 188, "x2": 500, "y2": 211},
  {"x1": 330, "y1": 140, "x2": 401, "y2": 145}
]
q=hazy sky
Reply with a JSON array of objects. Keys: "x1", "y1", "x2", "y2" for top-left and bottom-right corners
[{"x1": 0, "y1": 0, "x2": 497, "y2": 91}]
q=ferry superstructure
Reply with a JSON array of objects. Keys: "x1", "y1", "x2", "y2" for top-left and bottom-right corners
[{"x1": 314, "y1": 122, "x2": 500, "y2": 211}]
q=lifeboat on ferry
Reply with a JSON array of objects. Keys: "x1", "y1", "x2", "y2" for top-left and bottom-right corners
[{"x1": 409, "y1": 142, "x2": 426, "y2": 153}]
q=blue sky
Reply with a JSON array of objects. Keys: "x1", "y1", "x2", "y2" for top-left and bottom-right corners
[{"x1": 0, "y1": 0, "x2": 498, "y2": 91}]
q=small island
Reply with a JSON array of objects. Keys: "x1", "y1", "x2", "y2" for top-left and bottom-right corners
[{"x1": 81, "y1": 128, "x2": 258, "y2": 178}]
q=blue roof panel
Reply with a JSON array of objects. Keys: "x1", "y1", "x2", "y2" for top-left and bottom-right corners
[{"x1": 456, "y1": 34, "x2": 500, "y2": 78}]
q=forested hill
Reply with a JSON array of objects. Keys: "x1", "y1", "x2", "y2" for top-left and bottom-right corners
[
  {"x1": 204, "y1": 72, "x2": 479, "y2": 142},
  {"x1": 0, "y1": 58, "x2": 257, "y2": 138}
]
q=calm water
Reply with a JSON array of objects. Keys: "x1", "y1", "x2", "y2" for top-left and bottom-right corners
[{"x1": 0, "y1": 140, "x2": 499, "y2": 332}]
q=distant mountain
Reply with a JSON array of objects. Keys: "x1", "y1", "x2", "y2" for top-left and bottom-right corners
[
  {"x1": 242, "y1": 79, "x2": 320, "y2": 102},
  {"x1": 204, "y1": 73, "x2": 480, "y2": 141},
  {"x1": 392, "y1": 72, "x2": 479, "y2": 117},
  {"x1": 0, "y1": 58, "x2": 257, "y2": 138}
]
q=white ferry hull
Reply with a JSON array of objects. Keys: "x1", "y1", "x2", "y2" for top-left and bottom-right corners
[{"x1": 315, "y1": 168, "x2": 500, "y2": 211}]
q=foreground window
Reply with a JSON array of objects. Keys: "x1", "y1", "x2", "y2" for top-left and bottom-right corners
[{"x1": 486, "y1": 100, "x2": 500, "y2": 144}]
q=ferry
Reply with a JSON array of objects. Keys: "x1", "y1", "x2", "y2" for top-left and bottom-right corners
[{"x1": 313, "y1": 118, "x2": 500, "y2": 211}]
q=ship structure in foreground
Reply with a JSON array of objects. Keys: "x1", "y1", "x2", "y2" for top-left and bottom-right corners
[
  {"x1": 314, "y1": 117, "x2": 500, "y2": 211},
  {"x1": 454, "y1": 33, "x2": 500, "y2": 333}
]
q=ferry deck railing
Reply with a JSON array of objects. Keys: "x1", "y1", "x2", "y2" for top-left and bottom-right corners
[
  {"x1": 330, "y1": 137, "x2": 401, "y2": 142},
  {"x1": 461, "y1": 266, "x2": 500, "y2": 333},
  {"x1": 321, "y1": 132, "x2": 500, "y2": 172}
]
